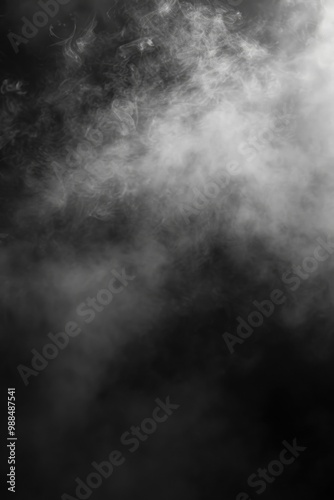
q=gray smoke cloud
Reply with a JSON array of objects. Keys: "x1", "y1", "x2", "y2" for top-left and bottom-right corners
[
  {"x1": 1, "y1": 0, "x2": 332, "y2": 408},
  {"x1": 1, "y1": 0, "x2": 332, "y2": 409},
  {"x1": 1, "y1": 1, "x2": 333, "y2": 498}
]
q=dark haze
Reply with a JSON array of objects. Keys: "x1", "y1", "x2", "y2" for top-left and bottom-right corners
[{"x1": 1, "y1": 1, "x2": 333, "y2": 499}]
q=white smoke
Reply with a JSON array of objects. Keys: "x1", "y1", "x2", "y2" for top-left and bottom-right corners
[{"x1": 2, "y1": 0, "x2": 334, "y2": 423}]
